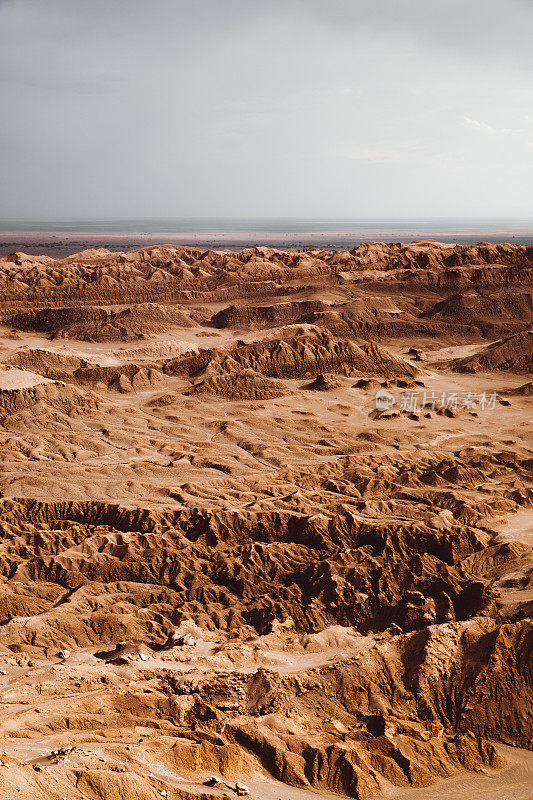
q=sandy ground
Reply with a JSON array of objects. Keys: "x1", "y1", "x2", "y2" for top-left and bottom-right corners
[
  {"x1": 388, "y1": 744, "x2": 533, "y2": 800},
  {"x1": 495, "y1": 508, "x2": 533, "y2": 546},
  {"x1": 0, "y1": 368, "x2": 52, "y2": 389}
]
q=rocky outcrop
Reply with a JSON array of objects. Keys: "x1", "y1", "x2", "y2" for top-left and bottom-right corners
[
  {"x1": 5, "y1": 303, "x2": 194, "y2": 341},
  {"x1": 165, "y1": 330, "x2": 416, "y2": 381},
  {"x1": 194, "y1": 367, "x2": 287, "y2": 400},
  {"x1": 0, "y1": 240, "x2": 531, "y2": 306},
  {"x1": 452, "y1": 331, "x2": 533, "y2": 372},
  {"x1": 209, "y1": 300, "x2": 328, "y2": 329}
]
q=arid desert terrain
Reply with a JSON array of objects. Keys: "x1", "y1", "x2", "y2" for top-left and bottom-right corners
[{"x1": 0, "y1": 239, "x2": 530, "y2": 799}]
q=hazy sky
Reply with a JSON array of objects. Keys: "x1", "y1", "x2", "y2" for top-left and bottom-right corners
[{"x1": 0, "y1": 0, "x2": 532, "y2": 220}]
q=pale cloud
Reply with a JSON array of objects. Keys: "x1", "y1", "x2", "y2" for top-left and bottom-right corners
[
  {"x1": 463, "y1": 116, "x2": 529, "y2": 139},
  {"x1": 326, "y1": 145, "x2": 400, "y2": 164},
  {"x1": 463, "y1": 116, "x2": 495, "y2": 133}
]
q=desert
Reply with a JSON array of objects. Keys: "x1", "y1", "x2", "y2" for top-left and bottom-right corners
[{"x1": 0, "y1": 239, "x2": 529, "y2": 799}]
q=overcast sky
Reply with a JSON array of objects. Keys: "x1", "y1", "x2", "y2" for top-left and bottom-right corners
[{"x1": 0, "y1": 0, "x2": 532, "y2": 220}]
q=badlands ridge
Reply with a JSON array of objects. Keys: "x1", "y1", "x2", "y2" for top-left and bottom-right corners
[{"x1": 0, "y1": 239, "x2": 530, "y2": 799}]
